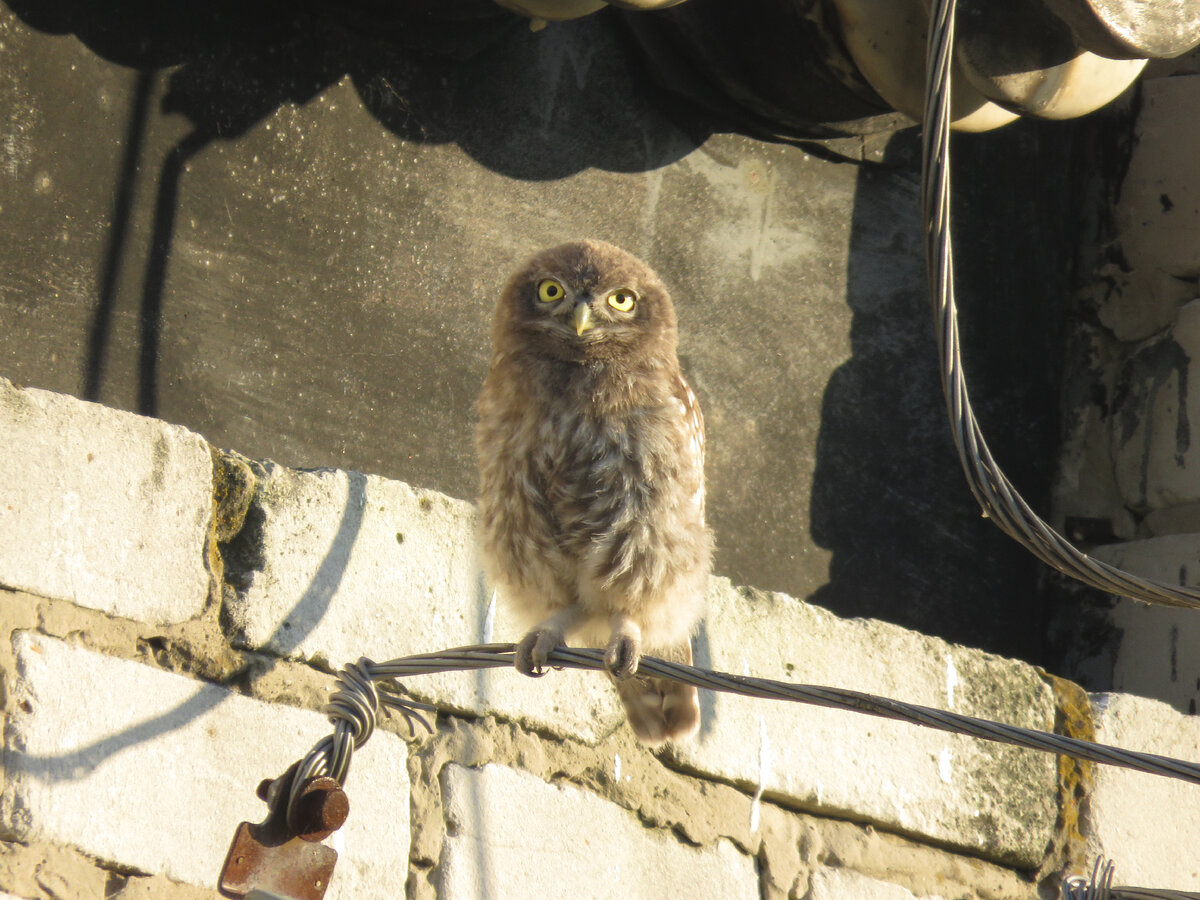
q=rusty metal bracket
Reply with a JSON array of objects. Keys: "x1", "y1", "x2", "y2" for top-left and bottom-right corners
[{"x1": 218, "y1": 763, "x2": 349, "y2": 900}]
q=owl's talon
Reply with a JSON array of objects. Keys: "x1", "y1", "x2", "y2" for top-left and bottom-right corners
[
  {"x1": 605, "y1": 632, "x2": 641, "y2": 680},
  {"x1": 515, "y1": 627, "x2": 563, "y2": 678}
]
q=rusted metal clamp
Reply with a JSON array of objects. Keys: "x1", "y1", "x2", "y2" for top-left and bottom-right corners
[
  {"x1": 215, "y1": 657, "x2": 433, "y2": 899},
  {"x1": 218, "y1": 762, "x2": 350, "y2": 900}
]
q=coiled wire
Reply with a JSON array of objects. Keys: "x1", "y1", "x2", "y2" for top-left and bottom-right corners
[{"x1": 1061, "y1": 857, "x2": 1200, "y2": 899}]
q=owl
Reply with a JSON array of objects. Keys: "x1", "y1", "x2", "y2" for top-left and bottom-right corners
[{"x1": 476, "y1": 239, "x2": 711, "y2": 743}]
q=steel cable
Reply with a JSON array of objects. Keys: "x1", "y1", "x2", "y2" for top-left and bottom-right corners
[
  {"x1": 285, "y1": 644, "x2": 1200, "y2": 895},
  {"x1": 291, "y1": 643, "x2": 1200, "y2": 813},
  {"x1": 920, "y1": 0, "x2": 1200, "y2": 609}
]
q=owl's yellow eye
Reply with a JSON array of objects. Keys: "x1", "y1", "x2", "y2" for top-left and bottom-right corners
[
  {"x1": 607, "y1": 289, "x2": 637, "y2": 312},
  {"x1": 537, "y1": 279, "x2": 565, "y2": 303}
]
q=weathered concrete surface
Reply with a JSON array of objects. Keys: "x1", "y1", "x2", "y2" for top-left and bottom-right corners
[
  {"x1": 1110, "y1": 299, "x2": 1200, "y2": 514},
  {"x1": 1088, "y1": 692, "x2": 1200, "y2": 890},
  {"x1": 222, "y1": 462, "x2": 625, "y2": 743},
  {"x1": 1111, "y1": 76, "x2": 1200, "y2": 315},
  {"x1": 1057, "y1": 74, "x2": 1200, "y2": 523},
  {"x1": 0, "y1": 376, "x2": 212, "y2": 623},
  {"x1": 807, "y1": 867, "x2": 946, "y2": 900},
  {"x1": 438, "y1": 763, "x2": 758, "y2": 900},
  {"x1": 0, "y1": 0, "x2": 1078, "y2": 662},
  {"x1": 676, "y1": 581, "x2": 1059, "y2": 867},
  {"x1": 1051, "y1": 70, "x2": 1200, "y2": 709},
  {"x1": 1, "y1": 632, "x2": 410, "y2": 900},
  {"x1": 1088, "y1": 536, "x2": 1200, "y2": 714}
]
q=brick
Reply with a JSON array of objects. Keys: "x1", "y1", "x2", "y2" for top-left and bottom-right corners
[
  {"x1": 671, "y1": 581, "x2": 1058, "y2": 867},
  {"x1": 223, "y1": 464, "x2": 623, "y2": 743},
  {"x1": 0, "y1": 379, "x2": 212, "y2": 623},
  {"x1": 438, "y1": 763, "x2": 758, "y2": 899},
  {"x1": 1, "y1": 633, "x2": 409, "y2": 900},
  {"x1": 1087, "y1": 692, "x2": 1200, "y2": 889},
  {"x1": 808, "y1": 868, "x2": 944, "y2": 900}
]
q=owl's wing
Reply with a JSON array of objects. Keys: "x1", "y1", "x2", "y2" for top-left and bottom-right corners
[{"x1": 674, "y1": 373, "x2": 707, "y2": 519}]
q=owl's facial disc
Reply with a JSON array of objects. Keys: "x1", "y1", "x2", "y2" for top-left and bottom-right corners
[{"x1": 523, "y1": 273, "x2": 648, "y2": 362}]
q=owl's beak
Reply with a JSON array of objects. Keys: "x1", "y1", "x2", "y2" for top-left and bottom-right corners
[{"x1": 572, "y1": 301, "x2": 593, "y2": 336}]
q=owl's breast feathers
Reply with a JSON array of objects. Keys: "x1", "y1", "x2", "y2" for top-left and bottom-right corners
[{"x1": 476, "y1": 351, "x2": 710, "y2": 637}]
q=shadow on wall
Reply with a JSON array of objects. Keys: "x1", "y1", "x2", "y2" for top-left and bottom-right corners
[
  {"x1": 13, "y1": 470, "x2": 368, "y2": 786},
  {"x1": 811, "y1": 125, "x2": 1084, "y2": 663},
  {"x1": 6, "y1": 0, "x2": 709, "y2": 417}
]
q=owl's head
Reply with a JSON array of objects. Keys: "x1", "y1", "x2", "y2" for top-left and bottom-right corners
[{"x1": 494, "y1": 240, "x2": 679, "y2": 366}]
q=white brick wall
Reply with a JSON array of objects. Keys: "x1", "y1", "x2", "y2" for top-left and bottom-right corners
[
  {"x1": 1, "y1": 633, "x2": 410, "y2": 900},
  {"x1": 807, "y1": 868, "x2": 946, "y2": 900},
  {"x1": 439, "y1": 764, "x2": 758, "y2": 900},
  {"x1": 674, "y1": 583, "x2": 1058, "y2": 867},
  {"x1": 5, "y1": 379, "x2": 1200, "y2": 898},
  {"x1": 0, "y1": 377, "x2": 212, "y2": 624}
]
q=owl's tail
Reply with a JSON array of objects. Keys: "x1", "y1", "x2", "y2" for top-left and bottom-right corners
[{"x1": 613, "y1": 641, "x2": 701, "y2": 744}]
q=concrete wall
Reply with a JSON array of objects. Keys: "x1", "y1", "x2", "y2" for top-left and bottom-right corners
[
  {"x1": 1053, "y1": 66, "x2": 1200, "y2": 714},
  {"x1": 0, "y1": 0, "x2": 1083, "y2": 664},
  {"x1": 3, "y1": 4, "x2": 1198, "y2": 897},
  {"x1": 4, "y1": 378, "x2": 1199, "y2": 900}
]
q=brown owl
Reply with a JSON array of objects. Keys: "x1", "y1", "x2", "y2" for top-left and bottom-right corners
[{"x1": 476, "y1": 239, "x2": 711, "y2": 743}]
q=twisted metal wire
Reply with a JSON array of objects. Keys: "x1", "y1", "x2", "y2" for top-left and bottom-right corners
[
  {"x1": 288, "y1": 657, "x2": 435, "y2": 816},
  {"x1": 1064, "y1": 858, "x2": 1116, "y2": 900},
  {"x1": 285, "y1": 642, "x2": 1200, "y2": 829},
  {"x1": 920, "y1": 0, "x2": 1200, "y2": 609},
  {"x1": 1062, "y1": 857, "x2": 1200, "y2": 899}
]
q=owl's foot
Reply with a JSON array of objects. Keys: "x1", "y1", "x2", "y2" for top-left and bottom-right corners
[
  {"x1": 604, "y1": 616, "x2": 642, "y2": 680},
  {"x1": 515, "y1": 626, "x2": 564, "y2": 677},
  {"x1": 514, "y1": 607, "x2": 585, "y2": 677}
]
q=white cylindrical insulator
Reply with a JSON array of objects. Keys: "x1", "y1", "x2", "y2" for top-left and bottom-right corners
[
  {"x1": 832, "y1": 0, "x2": 1020, "y2": 132},
  {"x1": 490, "y1": 0, "x2": 606, "y2": 22}
]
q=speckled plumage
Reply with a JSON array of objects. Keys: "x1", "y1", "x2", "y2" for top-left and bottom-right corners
[{"x1": 476, "y1": 240, "x2": 711, "y2": 743}]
